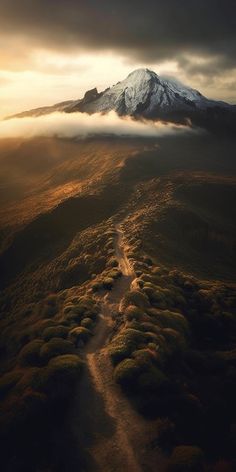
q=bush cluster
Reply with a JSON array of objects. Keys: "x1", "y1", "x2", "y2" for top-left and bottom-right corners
[{"x1": 108, "y1": 260, "x2": 236, "y2": 469}]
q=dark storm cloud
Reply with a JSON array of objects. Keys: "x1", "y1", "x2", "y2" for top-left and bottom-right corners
[{"x1": 0, "y1": 0, "x2": 235, "y2": 69}]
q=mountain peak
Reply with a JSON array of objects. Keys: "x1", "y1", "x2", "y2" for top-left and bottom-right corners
[
  {"x1": 126, "y1": 68, "x2": 158, "y2": 79},
  {"x1": 9, "y1": 67, "x2": 236, "y2": 135},
  {"x1": 123, "y1": 68, "x2": 160, "y2": 87}
]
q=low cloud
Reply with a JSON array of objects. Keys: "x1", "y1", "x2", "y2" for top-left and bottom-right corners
[{"x1": 0, "y1": 111, "x2": 194, "y2": 140}]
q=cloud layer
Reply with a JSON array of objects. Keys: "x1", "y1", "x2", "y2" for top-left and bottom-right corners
[
  {"x1": 0, "y1": 1, "x2": 235, "y2": 115},
  {"x1": 0, "y1": 112, "x2": 194, "y2": 140},
  {"x1": 0, "y1": 1, "x2": 235, "y2": 69}
]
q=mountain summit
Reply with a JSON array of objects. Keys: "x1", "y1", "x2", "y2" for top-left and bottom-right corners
[
  {"x1": 10, "y1": 68, "x2": 236, "y2": 133},
  {"x1": 67, "y1": 68, "x2": 217, "y2": 116}
]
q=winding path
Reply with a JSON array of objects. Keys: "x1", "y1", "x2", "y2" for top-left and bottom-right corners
[
  {"x1": 68, "y1": 224, "x2": 166, "y2": 472},
  {"x1": 114, "y1": 224, "x2": 134, "y2": 277}
]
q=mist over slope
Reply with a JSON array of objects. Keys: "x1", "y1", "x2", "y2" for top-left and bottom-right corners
[{"x1": 0, "y1": 110, "x2": 193, "y2": 140}]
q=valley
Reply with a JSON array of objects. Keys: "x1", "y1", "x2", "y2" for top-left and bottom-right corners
[{"x1": 0, "y1": 133, "x2": 235, "y2": 472}]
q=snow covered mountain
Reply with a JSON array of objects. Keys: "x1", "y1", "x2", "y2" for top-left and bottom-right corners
[
  {"x1": 67, "y1": 68, "x2": 230, "y2": 115},
  {"x1": 9, "y1": 68, "x2": 236, "y2": 133}
]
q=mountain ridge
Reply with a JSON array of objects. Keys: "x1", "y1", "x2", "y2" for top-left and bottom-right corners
[{"x1": 7, "y1": 68, "x2": 236, "y2": 134}]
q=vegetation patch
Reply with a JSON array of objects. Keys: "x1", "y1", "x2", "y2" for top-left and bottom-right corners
[
  {"x1": 69, "y1": 326, "x2": 92, "y2": 345},
  {"x1": 102, "y1": 277, "x2": 114, "y2": 290},
  {"x1": 113, "y1": 359, "x2": 141, "y2": 389},
  {"x1": 137, "y1": 366, "x2": 169, "y2": 393},
  {"x1": 40, "y1": 338, "x2": 75, "y2": 363},
  {"x1": 125, "y1": 305, "x2": 144, "y2": 321},
  {"x1": 18, "y1": 340, "x2": 44, "y2": 367},
  {"x1": 42, "y1": 325, "x2": 69, "y2": 341},
  {"x1": 122, "y1": 289, "x2": 150, "y2": 309}
]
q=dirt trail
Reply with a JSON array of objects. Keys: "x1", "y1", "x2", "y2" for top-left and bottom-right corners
[
  {"x1": 114, "y1": 224, "x2": 134, "y2": 277},
  {"x1": 68, "y1": 223, "x2": 166, "y2": 472}
]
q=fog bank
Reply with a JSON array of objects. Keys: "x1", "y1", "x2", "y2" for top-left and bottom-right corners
[{"x1": 0, "y1": 111, "x2": 195, "y2": 139}]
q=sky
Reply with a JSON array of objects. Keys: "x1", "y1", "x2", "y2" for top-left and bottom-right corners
[{"x1": 0, "y1": 0, "x2": 236, "y2": 118}]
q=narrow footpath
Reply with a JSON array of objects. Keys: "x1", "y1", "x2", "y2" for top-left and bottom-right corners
[{"x1": 68, "y1": 223, "x2": 166, "y2": 472}]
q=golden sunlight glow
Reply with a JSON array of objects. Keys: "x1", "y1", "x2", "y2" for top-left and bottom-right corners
[{"x1": 0, "y1": 50, "x2": 235, "y2": 119}]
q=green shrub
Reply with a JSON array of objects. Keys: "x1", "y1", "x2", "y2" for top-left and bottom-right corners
[
  {"x1": 103, "y1": 277, "x2": 114, "y2": 290},
  {"x1": 91, "y1": 281, "x2": 103, "y2": 292},
  {"x1": 42, "y1": 325, "x2": 69, "y2": 341},
  {"x1": 66, "y1": 311, "x2": 84, "y2": 323},
  {"x1": 140, "y1": 273, "x2": 155, "y2": 283},
  {"x1": 35, "y1": 354, "x2": 83, "y2": 398},
  {"x1": 143, "y1": 286, "x2": 157, "y2": 299},
  {"x1": 18, "y1": 339, "x2": 44, "y2": 366},
  {"x1": 152, "y1": 310, "x2": 189, "y2": 337},
  {"x1": 107, "y1": 269, "x2": 122, "y2": 279},
  {"x1": 162, "y1": 328, "x2": 186, "y2": 352},
  {"x1": 0, "y1": 370, "x2": 22, "y2": 398},
  {"x1": 68, "y1": 304, "x2": 86, "y2": 316},
  {"x1": 80, "y1": 317, "x2": 94, "y2": 330},
  {"x1": 140, "y1": 322, "x2": 161, "y2": 335},
  {"x1": 114, "y1": 359, "x2": 140, "y2": 388},
  {"x1": 65, "y1": 297, "x2": 98, "y2": 321},
  {"x1": 29, "y1": 319, "x2": 55, "y2": 337},
  {"x1": 16, "y1": 367, "x2": 41, "y2": 392},
  {"x1": 152, "y1": 266, "x2": 165, "y2": 275},
  {"x1": 132, "y1": 348, "x2": 156, "y2": 367},
  {"x1": 40, "y1": 338, "x2": 75, "y2": 363},
  {"x1": 123, "y1": 290, "x2": 150, "y2": 309},
  {"x1": 137, "y1": 366, "x2": 169, "y2": 393},
  {"x1": 49, "y1": 354, "x2": 83, "y2": 375},
  {"x1": 85, "y1": 309, "x2": 98, "y2": 321},
  {"x1": 69, "y1": 296, "x2": 80, "y2": 304},
  {"x1": 108, "y1": 345, "x2": 131, "y2": 365},
  {"x1": 148, "y1": 342, "x2": 159, "y2": 350},
  {"x1": 125, "y1": 305, "x2": 144, "y2": 321},
  {"x1": 125, "y1": 320, "x2": 141, "y2": 331},
  {"x1": 109, "y1": 327, "x2": 151, "y2": 365},
  {"x1": 63, "y1": 305, "x2": 74, "y2": 315},
  {"x1": 151, "y1": 289, "x2": 168, "y2": 303},
  {"x1": 76, "y1": 296, "x2": 96, "y2": 309},
  {"x1": 167, "y1": 445, "x2": 205, "y2": 471},
  {"x1": 115, "y1": 328, "x2": 148, "y2": 348},
  {"x1": 69, "y1": 326, "x2": 92, "y2": 344},
  {"x1": 144, "y1": 332, "x2": 161, "y2": 344},
  {"x1": 45, "y1": 294, "x2": 58, "y2": 305}
]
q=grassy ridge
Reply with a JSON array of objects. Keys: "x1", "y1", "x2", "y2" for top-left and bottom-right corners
[{"x1": 0, "y1": 134, "x2": 235, "y2": 470}]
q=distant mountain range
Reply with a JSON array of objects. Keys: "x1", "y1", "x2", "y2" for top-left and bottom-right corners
[{"x1": 9, "y1": 68, "x2": 236, "y2": 134}]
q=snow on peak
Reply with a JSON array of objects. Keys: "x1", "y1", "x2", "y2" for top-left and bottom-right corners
[
  {"x1": 12, "y1": 67, "x2": 232, "y2": 121},
  {"x1": 94, "y1": 67, "x2": 206, "y2": 115},
  {"x1": 126, "y1": 68, "x2": 158, "y2": 81}
]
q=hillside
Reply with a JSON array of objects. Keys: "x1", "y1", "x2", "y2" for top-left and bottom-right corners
[{"x1": 0, "y1": 134, "x2": 236, "y2": 471}]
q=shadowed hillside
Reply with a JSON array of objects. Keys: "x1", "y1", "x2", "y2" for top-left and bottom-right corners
[{"x1": 0, "y1": 134, "x2": 235, "y2": 472}]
